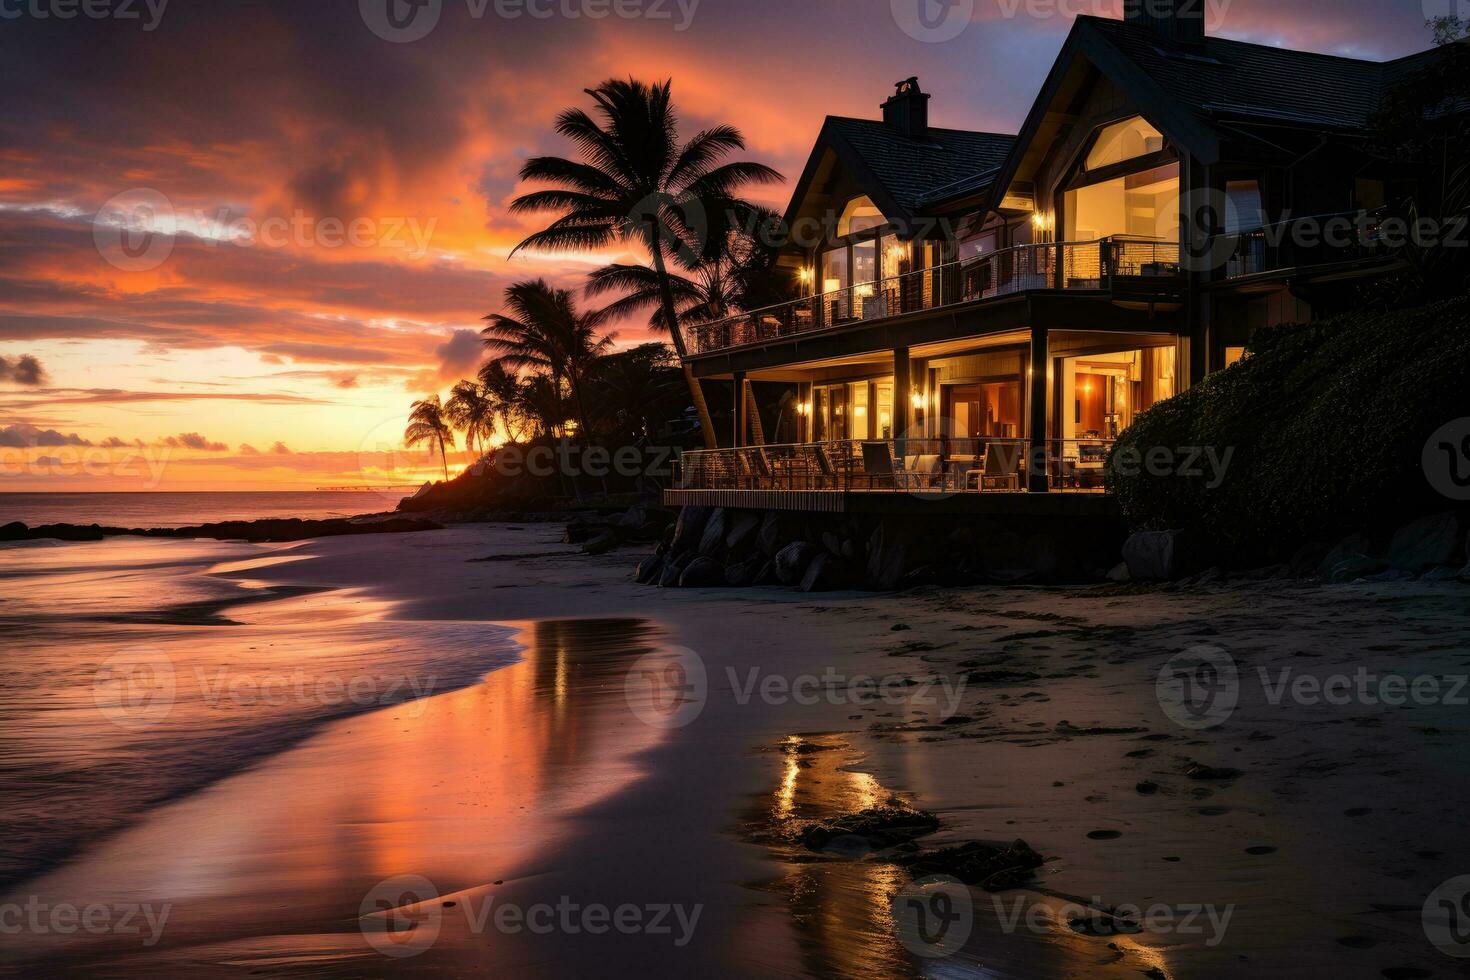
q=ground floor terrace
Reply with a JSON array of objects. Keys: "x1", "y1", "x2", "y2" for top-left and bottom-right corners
[{"x1": 667, "y1": 320, "x2": 1183, "y2": 512}]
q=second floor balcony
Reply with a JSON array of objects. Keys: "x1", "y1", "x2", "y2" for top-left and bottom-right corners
[{"x1": 689, "y1": 236, "x2": 1182, "y2": 357}]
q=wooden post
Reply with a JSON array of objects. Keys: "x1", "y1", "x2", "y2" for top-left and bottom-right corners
[
  {"x1": 1028, "y1": 325, "x2": 1049, "y2": 492},
  {"x1": 893, "y1": 346, "x2": 911, "y2": 461},
  {"x1": 732, "y1": 372, "x2": 746, "y2": 448}
]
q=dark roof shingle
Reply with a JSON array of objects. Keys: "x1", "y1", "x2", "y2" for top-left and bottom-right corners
[
  {"x1": 1085, "y1": 16, "x2": 1427, "y2": 130},
  {"x1": 825, "y1": 117, "x2": 1015, "y2": 214}
]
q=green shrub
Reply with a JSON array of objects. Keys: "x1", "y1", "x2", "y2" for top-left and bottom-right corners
[{"x1": 1107, "y1": 296, "x2": 1470, "y2": 566}]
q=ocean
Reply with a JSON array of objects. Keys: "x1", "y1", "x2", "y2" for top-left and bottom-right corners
[
  {"x1": 0, "y1": 490, "x2": 399, "y2": 529},
  {"x1": 0, "y1": 532, "x2": 520, "y2": 891}
]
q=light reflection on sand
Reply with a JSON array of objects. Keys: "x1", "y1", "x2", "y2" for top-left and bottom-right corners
[{"x1": 0, "y1": 618, "x2": 668, "y2": 976}]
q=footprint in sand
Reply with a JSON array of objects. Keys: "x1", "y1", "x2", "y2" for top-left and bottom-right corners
[
  {"x1": 1087, "y1": 830, "x2": 1122, "y2": 840},
  {"x1": 1244, "y1": 845, "x2": 1277, "y2": 855}
]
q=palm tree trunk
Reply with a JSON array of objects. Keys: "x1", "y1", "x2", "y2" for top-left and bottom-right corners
[
  {"x1": 648, "y1": 239, "x2": 718, "y2": 450},
  {"x1": 437, "y1": 433, "x2": 448, "y2": 481}
]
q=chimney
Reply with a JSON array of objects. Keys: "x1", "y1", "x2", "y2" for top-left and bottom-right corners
[
  {"x1": 1124, "y1": 0, "x2": 1206, "y2": 45},
  {"x1": 882, "y1": 77, "x2": 930, "y2": 139}
]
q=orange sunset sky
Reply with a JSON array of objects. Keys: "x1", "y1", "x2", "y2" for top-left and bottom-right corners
[{"x1": 0, "y1": 0, "x2": 1434, "y2": 490}]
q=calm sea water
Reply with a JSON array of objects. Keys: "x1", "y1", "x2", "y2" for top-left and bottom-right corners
[
  {"x1": 0, "y1": 535, "x2": 520, "y2": 890},
  {"x1": 0, "y1": 490, "x2": 398, "y2": 528}
]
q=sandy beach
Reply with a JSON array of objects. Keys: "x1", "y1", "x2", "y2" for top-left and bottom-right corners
[{"x1": 3, "y1": 523, "x2": 1469, "y2": 978}]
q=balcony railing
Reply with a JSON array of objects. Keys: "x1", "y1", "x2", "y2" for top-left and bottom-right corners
[
  {"x1": 673, "y1": 438, "x2": 1117, "y2": 495},
  {"x1": 1210, "y1": 210, "x2": 1390, "y2": 279},
  {"x1": 689, "y1": 237, "x2": 1180, "y2": 356}
]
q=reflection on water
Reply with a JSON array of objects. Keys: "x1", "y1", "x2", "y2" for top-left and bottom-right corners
[
  {"x1": 742, "y1": 737, "x2": 1180, "y2": 980},
  {"x1": 0, "y1": 538, "x2": 519, "y2": 891},
  {"x1": 0, "y1": 618, "x2": 667, "y2": 976}
]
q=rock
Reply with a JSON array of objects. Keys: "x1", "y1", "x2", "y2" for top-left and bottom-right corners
[
  {"x1": 1287, "y1": 541, "x2": 1331, "y2": 578},
  {"x1": 754, "y1": 560, "x2": 779, "y2": 586},
  {"x1": 724, "y1": 556, "x2": 764, "y2": 587},
  {"x1": 581, "y1": 530, "x2": 621, "y2": 555},
  {"x1": 1122, "y1": 530, "x2": 1186, "y2": 581},
  {"x1": 865, "y1": 522, "x2": 914, "y2": 591},
  {"x1": 1327, "y1": 555, "x2": 1389, "y2": 583},
  {"x1": 563, "y1": 519, "x2": 595, "y2": 544},
  {"x1": 774, "y1": 541, "x2": 816, "y2": 586},
  {"x1": 1387, "y1": 512, "x2": 1465, "y2": 572},
  {"x1": 798, "y1": 805, "x2": 940, "y2": 852},
  {"x1": 657, "y1": 563, "x2": 683, "y2": 588},
  {"x1": 724, "y1": 512, "x2": 762, "y2": 557},
  {"x1": 0, "y1": 521, "x2": 27, "y2": 540},
  {"x1": 1136, "y1": 781, "x2": 1159, "y2": 795},
  {"x1": 1185, "y1": 763, "x2": 1241, "y2": 781},
  {"x1": 678, "y1": 555, "x2": 725, "y2": 588},
  {"x1": 1420, "y1": 566, "x2": 1462, "y2": 582},
  {"x1": 697, "y1": 508, "x2": 729, "y2": 557},
  {"x1": 800, "y1": 552, "x2": 857, "y2": 592},
  {"x1": 820, "y1": 530, "x2": 845, "y2": 557},
  {"x1": 897, "y1": 838, "x2": 1044, "y2": 891},
  {"x1": 757, "y1": 512, "x2": 802, "y2": 557},
  {"x1": 633, "y1": 554, "x2": 666, "y2": 585},
  {"x1": 1106, "y1": 561, "x2": 1131, "y2": 582},
  {"x1": 1365, "y1": 568, "x2": 1417, "y2": 583},
  {"x1": 669, "y1": 505, "x2": 709, "y2": 555},
  {"x1": 1318, "y1": 533, "x2": 1375, "y2": 578}
]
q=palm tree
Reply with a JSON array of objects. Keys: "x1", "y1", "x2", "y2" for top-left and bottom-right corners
[
  {"x1": 477, "y1": 359, "x2": 529, "y2": 444},
  {"x1": 444, "y1": 379, "x2": 497, "y2": 453},
  {"x1": 482, "y1": 280, "x2": 614, "y2": 443},
  {"x1": 586, "y1": 221, "x2": 788, "y2": 333},
  {"x1": 588, "y1": 343, "x2": 686, "y2": 441},
  {"x1": 508, "y1": 77, "x2": 781, "y2": 449},
  {"x1": 404, "y1": 395, "x2": 454, "y2": 482}
]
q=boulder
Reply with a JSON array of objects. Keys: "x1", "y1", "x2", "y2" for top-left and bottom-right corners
[
  {"x1": 1387, "y1": 512, "x2": 1465, "y2": 572},
  {"x1": 724, "y1": 556, "x2": 764, "y2": 587},
  {"x1": 1318, "y1": 533, "x2": 1375, "y2": 578},
  {"x1": 801, "y1": 552, "x2": 857, "y2": 592},
  {"x1": 633, "y1": 554, "x2": 666, "y2": 585},
  {"x1": 1122, "y1": 529, "x2": 1186, "y2": 581},
  {"x1": 774, "y1": 541, "x2": 816, "y2": 586},
  {"x1": 865, "y1": 522, "x2": 914, "y2": 591},
  {"x1": 758, "y1": 512, "x2": 803, "y2": 557},
  {"x1": 1420, "y1": 565, "x2": 1462, "y2": 582},
  {"x1": 754, "y1": 560, "x2": 779, "y2": 586},
  {"x1": 678, "y1": 555, "x2": 725, "y2": 588},
  {"x1": 669, "y1": 506, "x2": 710, "y2": 555},
  {"x1": 697, "y1": 508, "x2": 729, "y2": 557},
  {"x1": 821, "y1": 530, "x2": 845, "y2": 557},
  {"x1": 1106, "y1": 562, "x2": 1131, "y2": 583},
  {"x1": 581, "y1": 530, "x2": 621, "y2": 555},
  {"x1": 724, "y1": 512, "x2": 762, "y2": 557},
  {"x1": 1327, "y1": 555, "x2": 1389, "y2": 583},
  {"x1": 657, "y1": 563, "x2": 684, "y2": 588}
]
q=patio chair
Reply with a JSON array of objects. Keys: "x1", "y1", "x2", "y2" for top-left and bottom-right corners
[
  {"x1": 903, "y1": 454, "x2": 941, "y2": 490},
  {"x1": 859, "y1": 441, "x2": 896, "y2": 489},
  {"x1": 747, "y1": 447, "x2": 774, "y2": 489},
  {"x1": 980, "y1": 443, "x2": 1021, "y2": 491},
  {"x1": 813, "y1": 444, "x2": 838, "y2": 489}
]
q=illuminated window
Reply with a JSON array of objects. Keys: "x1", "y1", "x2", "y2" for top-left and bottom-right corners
[
  {"x1": 837, "y1": 196, "x2": 886, "y2": 236},
  {"x1": 1085, "y1": 117, "x2": 1165, "y2": 170}
]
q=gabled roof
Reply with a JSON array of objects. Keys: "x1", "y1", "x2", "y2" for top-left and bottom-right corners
[
  {"x1": 782, "y1": 115, "x2": 1015, "y2": 234},
  {"x1": 985, "y1": 16, "x2": 1447, "y2": 211}
]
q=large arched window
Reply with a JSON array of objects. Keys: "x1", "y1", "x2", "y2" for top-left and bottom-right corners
[
  {"x1": 1084, "y1": 117, "x2": 1165, "y2": 171},
  {"x1": 836, "y1": 196, "x2": 886, "y2": 236}
]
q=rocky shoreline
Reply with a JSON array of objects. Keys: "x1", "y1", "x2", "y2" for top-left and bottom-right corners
[{"x1": 0, "y1": 514, "x2": 444, "y2": 544}]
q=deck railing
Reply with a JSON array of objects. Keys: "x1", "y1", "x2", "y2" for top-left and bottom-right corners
[
  {"x1": 673, "y1": 438, "x2": 1117, "y2": 495},
  {"x1": 1210, "y1": 210, "x2": 1388, "y2": 279},
  {"x1": 688, "y1": 236, "x2": 1180, "y2": 356}
]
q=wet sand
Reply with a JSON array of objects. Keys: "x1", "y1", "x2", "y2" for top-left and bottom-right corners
[{"x1": 4, "y1": 524, "x2": 1469, "y2": 977}]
